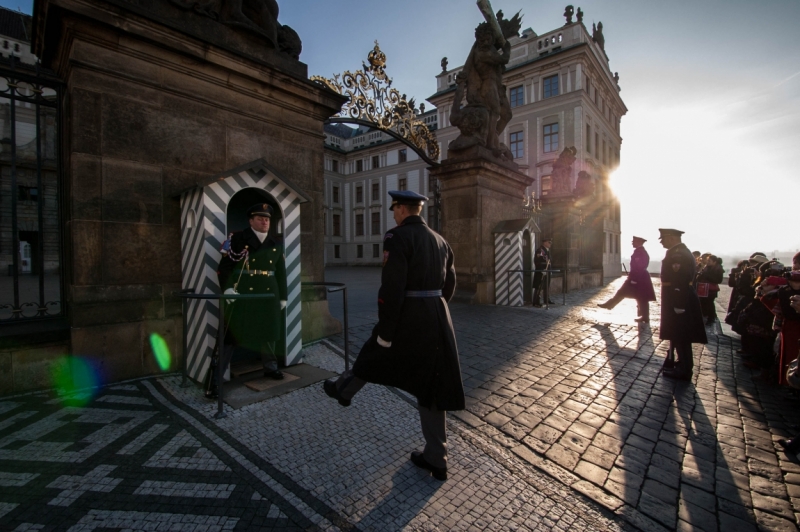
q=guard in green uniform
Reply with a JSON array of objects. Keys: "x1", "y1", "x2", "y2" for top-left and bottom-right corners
[{"x1": 217, "y1": 203, "x2": 287, "y2": 379}]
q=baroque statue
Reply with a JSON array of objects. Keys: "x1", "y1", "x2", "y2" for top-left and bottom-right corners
[
  {"x1": 449, "y1": 1, "x2": 521, "y2": 162},
  {"x1": 563, "y1": 5, "x2": 574, "y2": 24},
  {"x1": 576, "y1": 7, "x2": 584, "y2": 23},
  {"x1": 592, "y1": 21, "x2": 605, "y2": 51},
  {"x1": 550, "y1": 146, "x2": 577, "y2": 195},
  {"x1": 441, "y1": 57, "x2": 449, "y2": 72},
  {"x1": 167, "y1": 0, "x2": 302, "y2": 58}
]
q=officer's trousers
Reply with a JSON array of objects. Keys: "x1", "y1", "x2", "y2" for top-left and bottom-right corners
[{"x1": 334, "y1": 369, "x2": 448, "y2": 469}]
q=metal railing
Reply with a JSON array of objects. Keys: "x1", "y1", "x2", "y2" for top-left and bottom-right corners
[
  {"x1": 177, "y1": 282, "x2": 350, "y2": 419},
  {"x1": 505, "y1": 269, "x2": 566, "y2": 309},
  {"x1": 301, "y1": 282, "x2": 350, "y2": 371},
  {"x1": 177, "y1": 290, "x2": 275, "y2": 419}
]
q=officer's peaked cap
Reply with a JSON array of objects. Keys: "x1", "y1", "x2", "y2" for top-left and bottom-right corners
[
  {"x1": 247, "y1": 203, "x2": 274, "y2": 218},
  {"x1": 388, "y1": 190, "x2": 428, "y2": 211},
  {"x1": 542, "y1": 237, "x2": 553, "y2": 243},
  {"x1": 632, "y1": 235, "x2": 646, "y2": 242},
  {"x1": 658, "y1": 228, "x2": 684, "y2": 238}
]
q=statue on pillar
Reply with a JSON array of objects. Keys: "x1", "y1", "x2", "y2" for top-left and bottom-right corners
[
  {"x1": 564, "y1": 5, "x2": 574, "y2": 24},
  {"x1": 549, "y1": 146, "x2": 577, "y2": 196},
  {"x1": 449, "y1": 2, "x2": 521, "y2": 162},
  {"x1": 592, "y1": 21, "x2": 605, "y2": 51}
]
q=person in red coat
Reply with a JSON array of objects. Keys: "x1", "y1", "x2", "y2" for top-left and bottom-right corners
[
  {"x1": 762, "y1": 260, "x2": 800, "y2": 386},
  {"x1": 598, "y1": 236, "x2": 656, "y2": 322}
]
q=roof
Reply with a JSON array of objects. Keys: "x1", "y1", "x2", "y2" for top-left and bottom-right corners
[
  {"x1": 492, "y1": 218, "x2": 541, "y2": 234},
  {"x1": 323, "y1": 123, "x2": 360, "y2": 138},
  {"x1": 0, "y1": 7, "x2": 30, "y2": 42}
]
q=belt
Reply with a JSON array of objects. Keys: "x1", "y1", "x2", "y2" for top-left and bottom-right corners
[
  {"x1": 235, "y1": 270, "x2": 275, "y2": 276},
  {"x1": 405, "y1": 289, "x2": 442, "y2": 297}
]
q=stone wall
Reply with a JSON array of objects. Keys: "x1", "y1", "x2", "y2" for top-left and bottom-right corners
[{"x1": 24, "y1": 0, "x2": 345, "y2": 390}]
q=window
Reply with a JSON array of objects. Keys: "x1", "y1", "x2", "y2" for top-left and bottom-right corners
[
  {"x1": 356, "y1": 185, "x2": 363, "y2": 203},
  {"x1": 373, "y1": 244, "x2": 380, "y2": 258},
  {"x1": 398, "y1": 178, "x2": 407, "y2": 191},
  {"x1": 509, "y1": 85, "x2": 524, "y2": 108},
  {"x1": 2, "y1": 41, "x2": 7, "y2": 49},
  {"x1": 356, "y1": 160, "x2": 363, "y2": 172},
  {"x1": 372, "y1": 155, "x2": 380, "y2": 169},
  {"x1": 332, "y1": 160, "x2": 339, "y2": 173},
  {"x1": 14, "y1": 43, "x2": 19, "y2": 52},
  {"x1": 371, "y1": 212, "x2": 381, "y2": 235},
  {"x1": 602, "y1": 140, "x2": 606, "y2": 164},
  {"x1": 543, "y1": 123, "x2": 559, "y2": 153},
  {"x1": 398, "y1": 149, "x2": 407, "y2": 163},
  {"x1": 18, "y1": 186, "x2": 39, "y2": 202},
  {"x1": 510, "y1": 131, "x2": 524, "y2": 159},
  {"x1": 334, "y1": 245, "x2": 340, "y2": 258},
  {"x1": 543, "y1": 74, "x2": 559, "y2": 98},
  {"x1": 333, "y1": 214, "x2": 341, "y2": 236},
  {"x1": 332, "y1": 185, "x2": 339, "y2": 203},
  {"x1": 586, "y1": 124, "x2": 591, "y2": 153},
  {"x1": 541, "y1": 175, "x2": 552, "y2": 195},
  {"x1": 372, "y1": 182, "x2": 379, "y2": 201},
  {"x1": 355, "y1": 214, "x2": 364, "y2": 236},
  {"x1": 595, "y1": 133, "x2": 599, "y2": 155},
  {"x1": 357, "y1": 245, "x2": 363, "y2": 258}
]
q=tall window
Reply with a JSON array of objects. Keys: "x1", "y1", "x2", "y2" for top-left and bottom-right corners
[
  {"x1": 356, "y1": 185, "x2": 363, "y2": 203},
  {"x1": 334, "y1": 245, "x2": 340, "y2": 258},
  {"x1": 355, "y1": 214, "x2": 364, "y2": 236},
  {"x1": 586, "y1": 124, "x2": 591, "y2": 154},
  {"x1": 543, "y1": 123, "x2": 559, "y2": 153},
  {"x1": 373, "y1": 244, "x2": 380, "y2": 258},
  {"x1": 398, "y1": 149, "x2": 407, "y2": 163},
  {"x1": 509, "y1": 85, "x2": 524, "y2": 108},
  {"x1": 372, "y1": 155, "x2": 380, "y2": 169},
  {"x1": 18, "y1": 186, "x2": 39, "y2": 202},
  {"x1": 332, "y1": 186, "x2": 339, "y2": 203},
  {"x1": 357, "y1": 245, "x2": 363, "y2": 258},
  {"x1": 356, "y1": 160, "x2": 363, "y2": 172},
  {"x1": 332, "y1": 159, "x2": 339, "y2": 173},
  {"x1": 333, "y1": 214, "x2": 341, "y2": 236},
  {"x1": 371, "y1": 212, "x2": 381, "y2": 235},
  {"x1": 543, "y1": 74, "x2": 559, "y2": 98},
  {"x1": 398, "y1": 177, "x2": 407, "y2": 191},
  {"x1": 371, "y1": 182, "x2": 379, "y2": 201},
  {"x1": 510, "y1": 131, "x2": 524, "y2": 159},
  {"x1": 602, "y1": 140, "x2": 606, "y2": 164},
  {"x1": 594, "y1": 133, "x2": 599, "y2": 156},
  {"x1": 541, "y1": 175, "x2": 552, "y2": 195}
]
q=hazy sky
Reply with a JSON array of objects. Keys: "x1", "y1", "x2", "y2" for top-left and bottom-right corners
[{"x1": 6, "y1": 0, "x2": 800, "y2": 261}]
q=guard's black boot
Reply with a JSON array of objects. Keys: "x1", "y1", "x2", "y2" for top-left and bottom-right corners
[
  {"x1": 410, "y1": 451, "x2": 447, "y2": 481},
  {"x1": 323, "y1": 379, "x2": 351, "y2": 407}
]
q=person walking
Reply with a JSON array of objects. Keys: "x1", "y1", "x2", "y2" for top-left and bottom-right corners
[
  {"x1": 323, "y1": 190, "x2": 465, "y2": 481},
  {"x1": 597, "y1": 236, "x2": 656, "y2": 322},
  {"x1": 658, "y1": 228, "x2": 707, "y2": 380},
  {"x1": 532, "y1": 237, "x2": 553, "y2": 307}
]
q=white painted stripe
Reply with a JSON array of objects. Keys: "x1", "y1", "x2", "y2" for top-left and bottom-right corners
[
  {"x1": 133, "y1": 480, "x2": 236, "y2": 499},
  {"x1": 117, "y1": 424, "x2": 169, "y2": 455}
]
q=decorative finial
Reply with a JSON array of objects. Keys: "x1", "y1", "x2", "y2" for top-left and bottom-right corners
[{"x1": 576, "y1": 7, "x2": 583, "y2": 23}]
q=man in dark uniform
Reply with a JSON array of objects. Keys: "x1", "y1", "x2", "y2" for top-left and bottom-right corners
[
  {"x1": 532, "y1": 237, "x2": 553, "y2": 307},
  {"x1": 323, "y1": 190, "x2": 465, "y2": 481},
  {"x1": 658, "y1": 228, "x2": 707, "y2": 381},
  {"x1": 598, "y1": 236, "x2": 656, "y2": 322},
  {"x1": 217, "y1": 203, "x2": 287, "y2": 380}
]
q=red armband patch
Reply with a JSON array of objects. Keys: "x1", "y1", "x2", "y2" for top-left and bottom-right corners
[
  {"x1": 382, "y1": 251, "x2": 389, "y2": 266},
  {"x1": 378, "y1": 298, "x2": 384, "y2": 304}
]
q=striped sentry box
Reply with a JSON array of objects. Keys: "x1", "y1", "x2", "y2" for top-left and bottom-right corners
[
  {"x1": 492, "y1": 218, "x2": 539, "y2": 307},
  {"x1": 179, "y1": 160, "x2": 310, "y2": 383}
]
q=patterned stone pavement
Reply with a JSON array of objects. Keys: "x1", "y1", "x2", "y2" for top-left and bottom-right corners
[
  {"x1": 0, "y1": 345, "x2": 631, "y2": 531},
  {"x1": 3, "y1": 271, "x2": 800, "y2": 531}
]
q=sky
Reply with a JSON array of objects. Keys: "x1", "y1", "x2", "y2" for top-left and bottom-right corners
[{"x1": 5, "y1": 0, "x2": 800, "y2": 262}]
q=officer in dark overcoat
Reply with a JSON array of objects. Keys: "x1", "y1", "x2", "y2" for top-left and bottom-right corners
[
  {"x1": 658, "y1": 228, "x2": 707, "y2": 380},
  {"x1": 532, "y1": 237, "x2": 553, "y2": 307},
  {"x1": 323, "y1": 190, "x2": 465, "y2": 481},
  {"x1": 217, "y1": 203, "x2": 287, "y2": 379},
  {"x1": 598, "y1": 236, "x2": 656, "y2": 322}
]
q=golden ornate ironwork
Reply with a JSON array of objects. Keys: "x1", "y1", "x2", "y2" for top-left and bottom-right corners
[{"x1": 311, "y1": 41, "x2": 440, "y2": 163}]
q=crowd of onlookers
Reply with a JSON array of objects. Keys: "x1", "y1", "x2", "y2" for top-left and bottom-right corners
[
  {"x1": 724, "y1": 251, "x2": 800, "y2": 452},
  {"x1": 693, "y1": 252, "x2": 725, "y2": 325}
]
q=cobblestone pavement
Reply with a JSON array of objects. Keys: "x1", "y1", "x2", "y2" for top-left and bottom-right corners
[
  {"x1": 0, "y1": 344, "x2": 631, "y2": 531},
  {"x1": 4, "y1": 272, "x2": 800, "y2": 531},
  {"x1": 326, "y1": 271, "x2": 800, "y2": 532}
]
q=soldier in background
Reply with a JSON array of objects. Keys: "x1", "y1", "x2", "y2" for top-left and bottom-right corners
[
  {"x1": 598, "y1": 236, "x2": 656, "y2": 322},
  {"x1": 658, "y1": 228, "x2": 707, "y2": 381},
  {"x1": 532, "y1": 237, "x2": 553, "y2": 307},
  {"x1": 217, "y1": 203, "x2": 287, "y2": 380}
]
